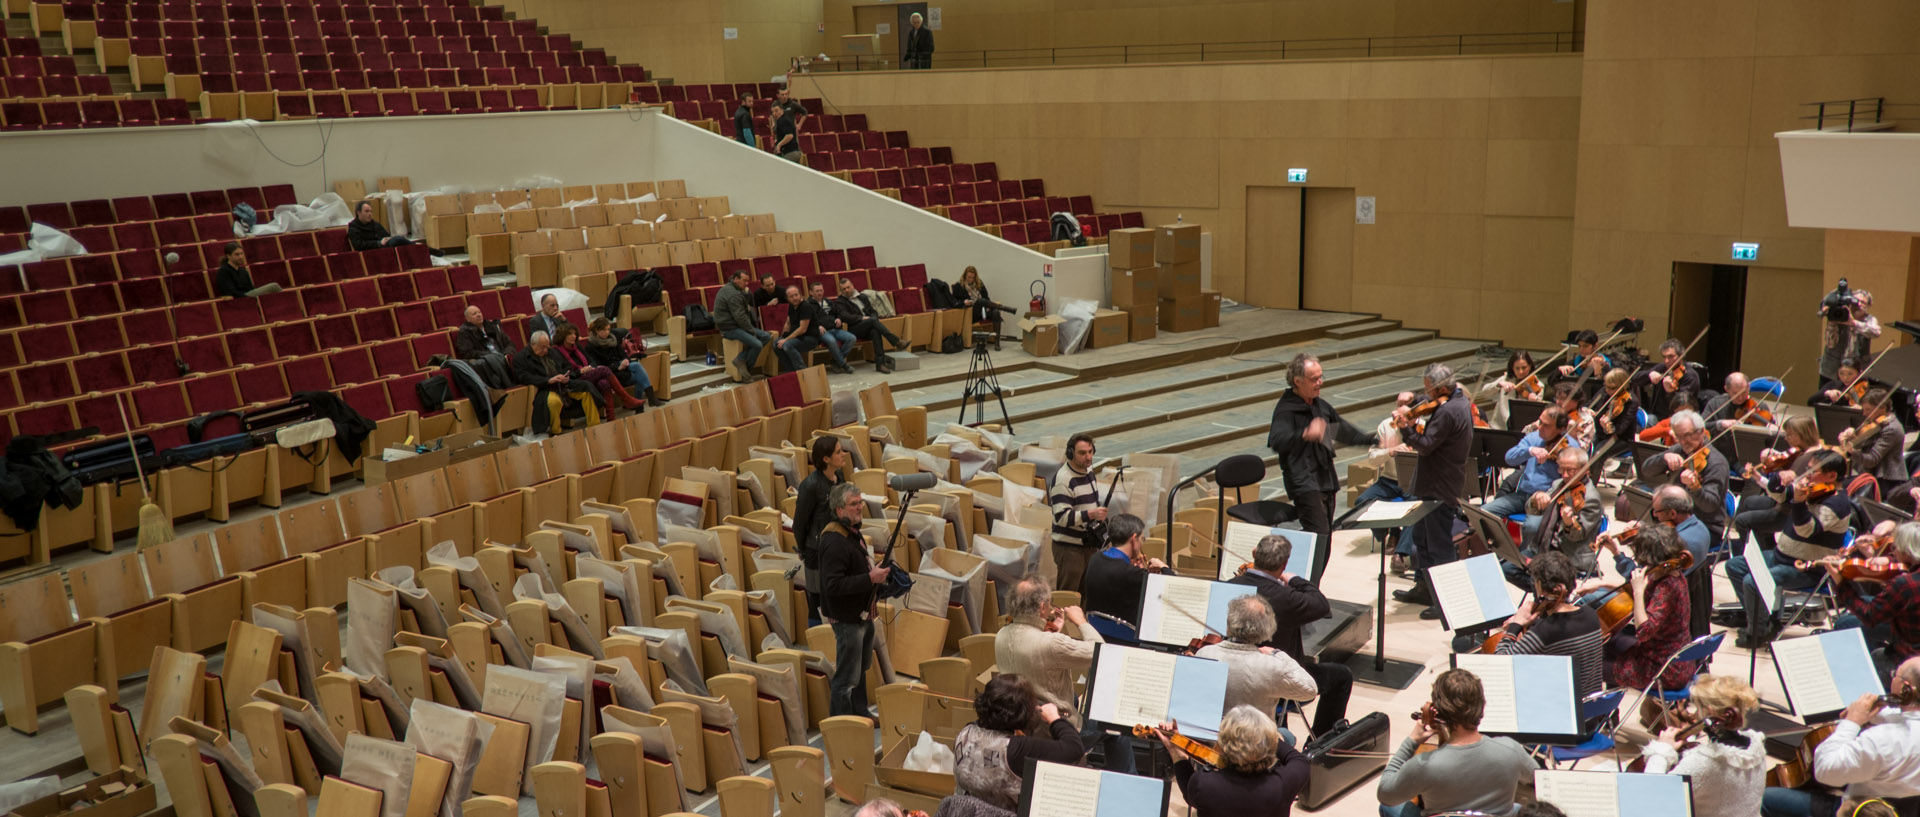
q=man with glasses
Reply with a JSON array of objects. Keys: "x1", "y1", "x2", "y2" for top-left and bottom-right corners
[
  {"x1": 817, "y1": 483, "x2": 893, "y2": 715},
  {"x1": 1638, "y1": 410, "x2": 1729, "y2": 542},
  {"x1": 1640, "y1": 337, "x2": 1702, "y2": 419},
  {"x1": 1268, "y1": 353, "x2": 1377, "y2": 582},
  {"x1": 1049, "y1": 433, "x2": 1105, "y2": 594}
]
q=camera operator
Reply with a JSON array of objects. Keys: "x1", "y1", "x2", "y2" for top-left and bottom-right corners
[
  {"x1": 957, "y1": 266, "x2": 1015, "y2": 336},
  {"x1": 831, "y1": 277, "x2": 906, "y2": 373},
  {"x1": 1820, "y1": 279, "x2": 1881, "y2": 382}
]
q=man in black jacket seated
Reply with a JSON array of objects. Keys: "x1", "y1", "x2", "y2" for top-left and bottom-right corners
[
  {"x1": 817, "y1": 482, "x2": 892, "y2": 716},
  {"x1": 1229, "y1": 533, "x2": 1352, "y2": 739},
  {"x1": 1267, "y1": 353, "x2": 1377, "y2": 581},
  {"x1": 214, "y1": 241, "x2": 281, "y2": 298},
  {"x1": 346, "y1": 201, "x2": 414, "y2": 250},
  {"x1": 512, "y1": 330, "x2": 601, "y2": 436},
  {"x1": 1081, "y1": 513, "x2": 1165, "y2": 635},
  {"x1": 831, "y1": 277, "x2": 905, "y2": 373},
  {"x1": 453, "y1": 305, "x2": 516, "y2": 389}
]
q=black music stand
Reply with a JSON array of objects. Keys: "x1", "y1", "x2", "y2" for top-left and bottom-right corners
[
  {"x1": 1338, "y1": 498, "x2": 1436, "y2": 690},
  {"x1": 1814, "y1": 405, "x2": 1864, "y2": 444},
  {"x1": 1472, "y1": 427, "x2": 1525, "y2": 498},
  {"x1": 1507, "y1": 399, "x2": 1549, "y2": 431}
]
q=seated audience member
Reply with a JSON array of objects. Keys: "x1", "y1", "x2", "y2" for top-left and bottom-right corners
[
  {"x1": 809, "y1": 282, "x2": 860, "y2": 371},
  {"x1": 752, "y1": 273, "x2": 784, "y2": 308},
  {"x1": 1193, "y1": 595, "x2": 1318, "y2": 744},
  {"x1": 513, "y1": 330, "x2": 602, "y2": 436},
  {"x1": 1493, "y1": 551, "x2": 1606, "y2": 699},
  {"x1": 553, "y1": 323, "x2": 642, "y2": 417},
  {"x1": 1376, "y1": 668, "x2": 1539, "y2": 817},
  {"x1": 953, "y1": 674, "x2": 1084, "y2": 811},
  {"x1": 346, "y1": 201, "x2": 414, "y2": 250},
  {"x1": 778, "y1": 285, "x2": 851, "y2": 373},
  {"x1": 1761, "y1": 657, "x2": 1920, "y2": 817},
  {"x1": 1156, "y1": 705, "x2": 1309, "y2": 817},
  {"x1": 1636, "y1": 674, "x2": 1767, "y2": 817},
  {"x1": 452, "y1": 305, "x2": 515, "y2": 389},
  {"x1": 715, "y1": 269, "x2": 771, "y2": 383},
  {"x1": 584, "y1": 317, "x2": 665, "y2": 407},
  {"x1": 1230, "y1": 533, "x2": 1354, "y2": 738},
  {"x1": 832, "y1": 277, "x2": 906, "y2": 372},
  {"x1": 1081, "y1": 513, "x2": 1167, "y2": 631},
  {"x1": 527, "y1": 293, "x2": 567, "y2": 339},
  {"x1": 214, "y1": 241, "x2": 281, "y2": 297},
  {"x1": 956, "y1": 266, "x2": 1004, "y2": 333}
]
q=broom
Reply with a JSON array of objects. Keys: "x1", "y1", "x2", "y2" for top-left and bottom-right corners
[{"x1": 117, "y1": 394, "x2": 173, "y2": 550}]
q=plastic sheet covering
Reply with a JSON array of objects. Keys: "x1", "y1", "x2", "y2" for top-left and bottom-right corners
[
  {"x1": 933, "y1": 432, "x2": 998, "y2": 481},
  {"x1": 658, "y1": 679, "x2": 748, "y2": 771},
  {"x1": 598, "y1": 706, "x2": 693, "y2": 813},
  {"x1": 972, "y1": 532, "x2": 1040, "y2": 610},
  {"x1": 512, "y1": 573, "x2": 605, "y2": 658},
  {"x1": 426, "y1": 541, "x2": 506, "y2": 618},
  {"x1": 625, "y1": 543, "x2": 689, "y2": 599},
  {"x1": 994, "y1": 519, "x2": 1055, "y2": 587},
  {"x1": 610, "y1": 625, "x2": 708, "y2": 696},
  {"x1": 594, "y1": 656, "x2": 656, "y2": 711},
  {"x1": 740, "y1": 469, "x2": 772, "y2": 511},
  {"x1": 727, "y1": 656, "x2": 807, "y2": 745},
  {"x1": 532, "y1": 286, "x2": 590, "y2": 316},
  {"x1": 1018, "y1": 443, "x2": 1066, "y2": 487},
  {"x1": 576, "y1": 555, "x2": 647, "y2": 628},
  {"x1": 664, "y1": 595, "x2": 751, "y2": 659},
  {"x1": 403, "y1": 699, "x2": 492, "y2": 817},
  {"x1": 0, "y1": 224, "x2": 86, "y2": 269},
  {"x1": 1056, "y1": 297, "x2": 1098, "y2": 355},
  {"x1": 531, "y1": 650, "x2": 596, "y2": 760},
  {"x1": 886, "y1": 443, "x2": 945, "y2": 476},
  {"x1": 249, "y1": 192, "x2": 352, "y2": 236},
  {"x1": 832, "y1": 389, "x2": 861, "y2": 426},
  {"x1": 373, "y1": 566, "x2": 450, "y2": 639},
  {"x1": 750, "y1": 445, "x2": 800, "y2": 487},
  {"x1": 1106, "y1": 467, "x2": 1167, "y2": 530},
  {"x1": 382, "y1": 189, "x2": 410, "y2": 238},
  {"x1": 477, "y1": 664, "x2": 566, "y2": 795},
  {"x1": 917, "y1": 547, "x2": 987, "y2": 633}
]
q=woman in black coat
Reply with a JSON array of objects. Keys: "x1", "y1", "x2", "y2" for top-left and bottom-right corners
[
  {"x1": 793, "y1": 435, "x2": 849, "y2": 622},
  {"x1": 1156, "y1": 705, "x2": 1308, "y2": 817}
]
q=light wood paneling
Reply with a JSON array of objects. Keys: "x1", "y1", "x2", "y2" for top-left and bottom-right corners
[
  {"x1": 1742, "y1": 266, "x2": 1823, "y2": 383},
  {"x1": 1244, "y1": 186, "x2": 1302, "y2": 308},
  {"x1": 1303, "y1": 188, "x2": 1356, "y2": 312}
]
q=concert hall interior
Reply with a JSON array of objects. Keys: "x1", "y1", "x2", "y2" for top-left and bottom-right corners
[{"x1": 3, "y1": 1, "x2": 1920, "y2": 817}]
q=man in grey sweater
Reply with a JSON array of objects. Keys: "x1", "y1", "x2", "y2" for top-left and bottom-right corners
[
  {"x1": 1192, "y1": 595, "x2": 1317, "y2": 743},
  {"x1": 714, "y1": 268, "x2": 768, "y2": 382},
  {"x1": 1377, "y1": 668, "x2": 1538, "y2": 817}
]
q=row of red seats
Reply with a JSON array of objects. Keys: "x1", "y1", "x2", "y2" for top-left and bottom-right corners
[
  {"x1": 637, "y1": 82, "x2": 785, "y2": 104},
  {"x1": 2, "y1": 184, "x2": 297, "y2": 232},
  {"x1": 197, "y1": 65, "x2": 633, "y2": 95},
  {"x1": 662, "y1": 264, "x2": 930, "y2": 312},
  {"x1": 0, "y1": 76, "x2": 117, "y2": 99},
  {"x1": 1, "y1": 228, "x2": 344, "y2": 284},
  {"x1": 795, "y1": 128, "x2": 897, "y2": 153},
  {"x1": 0, "y1": 98, "x2": 196, "y2": 131},
  {"x1": 804, "y1": 148, "x2": 978, "y2": 173},
  {"x1": 70, "y1": 0, "x2": 509, "y2": 23},
  {"x1": 1, "y1": 37, "x2": 40, "y2": 57},
  {"x1": 3, "y1": 56, "x2": 78, "y2": 79},
  {"x1": 961, "y1": 209, "x2": 1142, "y2": 238},
  {"x1": 97, "y1": 15, "x2": 533, "y2": 38},
  {"x1": 172, "y1": 44, "x2": 613, "y2": 74},
  {"x1": 903, "y1": 187, "x2": 1052, "y2": 213},
  {"x1": 274, "y1": 88, "x2": 551, "y2": 118},
  {"x1": 846, "y1": 163, "x2": 1000, "y2": 191},
  {"x1": 642, "y1": 248, "x2": 890, "y2": 290},
  {"x1": 132, "y1": 33, "x2": 609, "y2": 61}
]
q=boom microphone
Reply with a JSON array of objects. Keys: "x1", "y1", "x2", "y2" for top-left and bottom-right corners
[{"x1": 889, "y1": 472, "x2": 939, "y2": 492}]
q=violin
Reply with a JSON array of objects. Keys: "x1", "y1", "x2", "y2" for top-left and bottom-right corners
[
  {"x1": 1591, "y1": 521, "x2": 1642, "y2": 553},
  {"x1": 1756, "y1": 446, "x2": 1801, "y2": 474},
  {"x1": 1514, "y1": 373, "x2": 1543, "y2": 400},
  {"x1": 1845, "y1": 414, "x2": 1890, "y2": 454},
  {"x1": 1795, "y1": 555, "x2": 1903, "y2": 584},
  {"x1": 1625, "y1": 700, "x2": 1707, "y2": 773},
  {"x1": 1042, "y1": 612, "x2": 1064, "y2": 633},
  {"x1": 1133, "y1": 724, "x2": 1224, "y2": 770},
  {"x1": 1791, "y1": 476, "x2": 1838, "y2": 504},
  {"x1": 1184, "y1": 633, "x2": 1224, "y2": 655},
  {"x1": 1398, "y1": 396, "x2": 1447, "y2": 431}
]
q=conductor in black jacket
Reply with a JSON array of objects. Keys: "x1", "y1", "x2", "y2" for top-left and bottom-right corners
[
  {"x1": 818, "y1": 482, "x2": 892, "y2": 716},
  {"x1": 903, "y1": 12, "x2": 934, "y2": 69},
  {"x1": 1267, "y1": 353, "x2": 1377, "y2": 582},
  {"x1": 346, "y1": 201, "x2": 414, "y2": 250},
  {"x1": 1391, "y1": 363, "x2": 1475, "y2": 617},
  {"x1": 832, "y1": 277, "x2": 905, "y2": 373},
  {"x1": 1229, "y1": 533, "x2": 1352, "y2": 738},
  {"x1": 453, "y1": 304, "x2": 515, "y2": 389}
]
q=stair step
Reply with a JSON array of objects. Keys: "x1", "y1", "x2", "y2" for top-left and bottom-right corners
[{"x1": 1324, "y1": 320, "x2": 1400, "y2": 339}]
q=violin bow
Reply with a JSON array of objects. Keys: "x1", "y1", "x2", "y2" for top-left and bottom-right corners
[
  {"x1": 1838, "y1": 344, "x2": 1896, "y2": 399},
  {"x1": 1163, "y1": 598, "x2": 1228, "y2": 641}
]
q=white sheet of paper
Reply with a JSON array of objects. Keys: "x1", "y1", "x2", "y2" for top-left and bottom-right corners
[
  {"x1": 1143, "y1": 575, "x2": 1212, "y2": 645},
  {"x1": 1355, "y1": 499, "x2": 1424, "y2": 524},
  {"x1": 1027, "y1": 762, "x2": 1102, "y2": 817},
  {"x1": 1111, "y1": 650, "x2": 1176, "y2": 725},
  {"x1": 1743, "y1": 539, "x2": 1776, "y2": 616},
  {"x1": 1217, "y1": 523, "x2": 1315, "y2": 582},
  {"x1": 1454, "y1": 653, "x2": 1519, "y2": 735},
  {"x1": 1534, "y1": 770, "x2": 1619, "y2": 817},
  {"x1": 1429, "y1": 558, "x2": 1483, "y2": 625},
  {"x1": 1775, "y1": 635, "x2": 1842, "y2": 716}
]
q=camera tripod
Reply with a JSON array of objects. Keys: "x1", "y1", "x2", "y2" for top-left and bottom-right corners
[{"x1": 959, "y1": 334, "x2": 1013, "y2": 432}]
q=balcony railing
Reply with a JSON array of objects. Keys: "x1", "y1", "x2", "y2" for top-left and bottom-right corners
[{"x1": 803, "y1": 30, "x2": 1584, "y2": 73}]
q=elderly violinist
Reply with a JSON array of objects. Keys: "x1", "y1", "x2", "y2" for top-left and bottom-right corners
[
  {"x1": 1829, "y1": 521, "x2": 1920, "y2": 679},
  {"x1": 1390, "y1": 363, "x2": 1476, "y2": 619},
  {"x1": 1727, "y1": 448, "x2": 1853, "y2": 649},
  {"x1": 1194, "y1": 595, "x2": 1318, "y2": 743},
  {"x1": 1638, "y1": 410, "x2": 1729, "y2": 540},
  {"x1": 1704, "y1": 372, "x2": 1778, "y2": 432},
  {"x1": 1230, "y1": 534, "x2": 1353, "y2": 738},
  {"x1": 1504, "y1": 447, "x2": 1605, "y2": 591}
]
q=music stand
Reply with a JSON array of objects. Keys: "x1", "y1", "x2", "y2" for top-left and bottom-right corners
[
  {"x1": 1814, "y1": 405, "x2": 1864, "y2": 444},
  {"x1": 1617, "y1": 484, "x2": 1654, "y2": 521},
  {"x1": 1507, "y1": 399, "x2": 1549, "y2": 431},
  {"x1": 1861, "y1": 498, "x2": 1908, "y2": 529},
  {"x1": 1472, "y1": 428, "x2": 1525, "y2": 498},
  {"x1": 1460, "y1": 504, "x2": 1529, "y2": 567},
  {"x1": 1728, "y1": 425, "x2": 1784, "y2": 466},
  {"x1": 1338, "y1": 498, "x2": 1436, "y2": 690}
]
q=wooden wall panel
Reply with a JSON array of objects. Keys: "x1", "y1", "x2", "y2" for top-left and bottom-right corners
[
  {"x1": 1302, "y1": 188, "x2": 1356, "y2": 312},
  {"x1": 1243, "y1": 187, "x2": 1301, "y2": 309},
  {"x1": 1741, "y1": 266, "x2": 1823, "y2": 382}
]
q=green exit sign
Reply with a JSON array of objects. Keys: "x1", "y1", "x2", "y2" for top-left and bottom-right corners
[
  {"x1": 1287, "y1": 168, "x2": 1308, "y2": 183},
  {"x1": 1731, "y1": 242, "x2": 1759, "y2": 261}
]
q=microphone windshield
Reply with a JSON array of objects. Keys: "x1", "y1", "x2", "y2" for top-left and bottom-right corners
[{"x1": 888, "y1": 472, "x2": 939, "y2": 492}]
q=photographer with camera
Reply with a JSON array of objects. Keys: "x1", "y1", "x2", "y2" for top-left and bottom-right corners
[{"x1": 1819, "y1": 279, "x2": 1880, "y2": 383}]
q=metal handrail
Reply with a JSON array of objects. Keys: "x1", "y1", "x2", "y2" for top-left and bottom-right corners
[
  {"x1": 1800, "y1": 98, "x2": 1886, "y2": 131},
  {"x1": 806, "y1": 30, "x2": 1583, "y2": 73}
]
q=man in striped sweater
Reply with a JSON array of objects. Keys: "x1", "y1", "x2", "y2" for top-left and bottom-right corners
[{"x1": 1050, "y1": 433, "x2": 1105, "y2": 594}]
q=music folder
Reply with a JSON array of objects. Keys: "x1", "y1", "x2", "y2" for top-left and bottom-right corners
[
  {"x1": 1135, "y1": 572, "x2": 1257, "y2": 648},
  {"x1": 1219, "y1": 521, "x2": 1315, "y2": 582},
  {"x1": 1084, "y1": 643, "x2": 1230, "y2": 741},
  {"x1": 1428, "y1": 552, "x2": 1520, "y2": 633},
  {"x1": 1017, "y1": 760, "x2": 1170, "y2": 817},
  {"x1": 1534, "y1": 769, "x2": 1694, "y2": 817},
  {"x1": 1448, "y1": 653, "x2": 1581, "y2": 744},
  {"x1": 1742, "y1": 539, "x2": 1776, "y2": 618},
  {"x1": 1774, "y1": 628, "x2": 1886, "y2": 721}
]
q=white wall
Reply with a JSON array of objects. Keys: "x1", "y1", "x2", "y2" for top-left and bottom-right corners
[{"x1": 1779, "y1": 130, "x2": 1920, "y2": 233}]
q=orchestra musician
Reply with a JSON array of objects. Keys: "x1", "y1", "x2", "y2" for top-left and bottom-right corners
[
  {"x1": 1390, "y1": 364, "x2": 1476, "y2": 620},
  {"x1": 1193, "y1": 595, "x2": 1319, "y2": 745},
  {"x1": 1839, "y1": 386, "x2": 1907, "y2": 497},
  {"x1": 1356, "y1": 392, "x2": 1417, "y2": 571},
  {"x1": 1641, "y1": 337, "x2": 1703, "y2": 418},
  {"x1": 994, "y1": 577, "x2": 1128, "y2": 772},
  {"x1": 1581, "y1": 524, "x2": 1696, "y2": 690},
  {"x1": 1704, "y1": 372, "x2": 1779, "y2": 432},
  {"x1": 1827, "y1": 521, "x2": 1920, "y2": 679},
  {"x1": 1556, "y1": 328, "x2": 1612, "y2": 384},
  {"x1": 1480, "y1": 406, "x2": 1577, "y2": 542},
  {"x1": 1492, "y1": 552, "x2": 1607, "y2": 699},
  {"x1": 1081, "y1": 513, "x2": 1166, "y2": 632},
  {"x1": 953, "y1": 674, "x2": 1084, "y2": 811},
  {"x1": 1481, "y1": 350, "x2": 1544, "y2": 429},
  {"x1": 1157, "y1": 706, "x2": 1309, "y2": 817},
  {"x1": 1732, "y1": 416, "x2": 1826, "y2": 556},
  {"x1": 1375, "y1": 668, "x2": 1539, "y2": 817},
  {"x1": 1550, "y1": 382, "x2": 1598, "y2": 449},
  {"x1": 1811, "y1": 357, "x2": 1869, "y2": 408},
  {"x1": 1727, "y1": 448, "x2": 1854, "y2": 649},
  {"x1": 1231, "y1": 534, "x2": 1354, "y2": 738},
  {"x1": 1635, "y1": 674, "x2": 1768, "y2": 817},
  {"x1": 1268, "y1": 353, "x2": 1379, "y2": 581},
  {"x1": 1635, "y1": 392, "x2": 1699, "y2": 447},
  {"x1": 1638, "y1": 409, "x2": 1730, "y2": 545},
  {"x1": 1505, "y1": 448, "x2": 1605, "y2": 592},
  {"x1": 1594, "y1": 367, "x2": 1644, "y2": 463},
  {"x1": 1759, "y1": 658, "x2": 1920, "y2": 817}
]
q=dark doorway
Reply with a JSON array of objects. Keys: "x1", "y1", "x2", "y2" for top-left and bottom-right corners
[{"x1": 1670, "y1": 262, "x2": 1747, "y2": 381}]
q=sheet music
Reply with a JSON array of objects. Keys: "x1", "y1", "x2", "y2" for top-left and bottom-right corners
[
  {"x1": 1217, "y1": 523, "x2": 1315, "y2": 582},
  {"x1": 1150, "y1": 577, "x2": 1213, "y2": 646},
  {"x1": 1776, "y1": 635, "x2": 1842, "y2": 715},
  {"x1": 1534, "y1": 770, "x2": 1619, "y2": 817},
  {"x1": 1112, "y1": 650, "x2": 1176, "y2": 725},
  {"x1": 1430, "y1": 553, "x2": 1517, "y2": 630},
  {"x1": 1743, "y1": 540, "x2": 1776, "y2": 616},
  {"x1": 1430, "y1": 559, "x2": 1483, "y2": 626},
  {"x1": 1026, "y1": 762, "x2": 1103, "y2": 817},
  {"x1": 1455, "y1": 653, "x2": 1519, "y2": 734},
  {"x1": 1355, "y1": 499, "x2": 1423, "y2": 524}
]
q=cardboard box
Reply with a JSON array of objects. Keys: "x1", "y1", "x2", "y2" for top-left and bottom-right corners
[
  {"x1": 874, "y1": 732, "x2": 957, "y2": 797},
  {"x1": 1086, "y1": 309, "x2": 1129, "y2": 348},
  {"x1": 1123, "y1": 303, "x2": 1157, "y2": 341},
  {"x1": 10, "y1": 768, "x2": 155, "y2": 817},
  {"x1": 1107, "y1": 227, "x2": 1156, "y2": 269},
  {"x1": 1110, "y1": 266, "x2": 1158, "y2": 308},
  {"x1": 440, "y1": 430, "x2": 511, "y2": 464},
  {"x1": 364, "y1": 447, "x2": 451, "y2": 484},
  {"x1": 1158, "y1": 294, "x2": 1208, "y2": 333},
  {"x1": 1020, "y1": 315, "x2": 1064, "y2": 357},
  {"x1": 1156, "y1": 223, "x2": 1201, "y2": 264},
  {"x1": 1200, "y1": 289, "x2": 1222, "y2": 327},
  {"x1": 1156, "y1": 260, "x2": 1201, "y2": 298}
]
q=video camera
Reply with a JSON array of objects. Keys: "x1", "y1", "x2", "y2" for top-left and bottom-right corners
[{"x1": 1822, "y1": 278, "x2": 1857, "y2": 322}]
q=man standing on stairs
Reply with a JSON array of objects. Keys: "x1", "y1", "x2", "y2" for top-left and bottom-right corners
[
  {"x1": 1391, "y1": 363, "x2": 1475, "y2": 620},
  {"x1": 1267, "y1": 354, "x2": 1378, "y2": 582}
]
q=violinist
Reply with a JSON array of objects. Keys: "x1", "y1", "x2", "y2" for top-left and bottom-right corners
[
  {"x1": 1704, "y1": 372, "x2": 1779, "y2": 432},
  {"x1": 1839, "y1": 386, "x2": 1907, "y2": 497},
  {"x1": 1761, "y1": 657, "x2": 1920, "y2": 817},
  {"x1": 1390, "y1": 363, "x2": 1476, "y2": 619},
  {"x1": 1594, "y1": 367, "x2": 1643, "y2": 462},
  {"x1": 1829, "y1": 521, "x2": 1920, "y2": 678},
  {"x1": 1727, "y1": 448, "x2": 1853, "y2": 649},
  {"x1": 1505, "y1": 448, "x2": 1605, "y2": 591},
  {"x1": 1635, "y1": 674, "x2": 1768, "y2": 817},
  {"x1": 953, "y1": 674, "x2": 1084, "y2": 811},
  {"x1": 1230, "y1": 534, "x2": 1352, "y2": 738},
  {"x1": 1193, "y1": 596, "x2": 1318, "y2": 739},
  {"x1": 1482, "y1": 350, "x2": 1543, "y2": 429},
  {"x1": 1268, "y1": 353, "x2": 1379, "y2": 581},
  {"x1": 1157, "y1": 706, "x2": 1309, "y2": 817},
  {"x1": 1375, "y1": 669, "x2": 1539, "y2": 817},
  {"x1": 1081, "y1": 513, "x2": 1165, "y2": 633},
  {"x1": 1550, "y1": 381, "x2": 1598, "y2": 449},
  {"x1": 1555, "y1": 328, "x2": 1612, "y2": 385},
  {"x1": 994, "y1": 578, "x2": 1102, "y2": 728},
  {"x1": 1479, "y1": 406, "x2": 1576, "y2": 542},
  {"x1": 1641, "y1": 337, "x2": 1703, "y2": 419},
  {"x1": 1639, "y1": 409, "x2": 1731, "y2": 537},
  {"x1": 1733, "y1": 416, "x2": 1825, "y2": 556},
  {"x1": 1811, "y1": 357, "x2": 1869, "y2": 408},
  {"x1": 1358, "y1": 392, "x2": 1417, "y2": 569},
  {"x1": 1587, "y1": 524, "x2": 1696, "y2": 690},
  {"x1": 1635, "y1": 391, "x2": 1698, "y2": 447},
  {"x1": 1492, "y1": 552, "x2": 1606, "y2": 699}
]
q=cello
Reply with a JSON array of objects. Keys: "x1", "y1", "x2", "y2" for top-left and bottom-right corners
[{"x1": 1593, "y1": 549, "x2": 1693, "y2": 638}]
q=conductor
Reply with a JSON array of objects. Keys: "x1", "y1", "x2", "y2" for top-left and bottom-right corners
[{"x1": 1267, "y1": 353, "x2": 1378, "y2": 581}]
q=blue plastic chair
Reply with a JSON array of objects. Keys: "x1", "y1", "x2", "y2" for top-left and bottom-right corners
[
  {"x1": 1613, "y1": 632, "x2": 1725, "y2": 744},
  {"x1": 1538, "y1": 689, "x2": 1625, "y2": 767},
  {"x1": 1752, "y1": 377, "x2": 1786, "y2": 399}
]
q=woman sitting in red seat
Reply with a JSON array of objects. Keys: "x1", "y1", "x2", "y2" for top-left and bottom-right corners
[{"x1": 553, "y1": 323, "x2": 643, "y2": 417}]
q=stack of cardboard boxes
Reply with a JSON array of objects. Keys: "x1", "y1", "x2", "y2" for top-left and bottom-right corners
[
  {"x1": 1107, "y1": 227, "x2": 1159, "y2": 342},
  {"x1": 1154, "y1": 223, "x2": 1221, "y2": 333}
]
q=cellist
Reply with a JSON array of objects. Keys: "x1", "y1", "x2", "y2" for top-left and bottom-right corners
[
  {"x1": 1828, "y1": 521, "x2": 1920, "y2": 680},
  {"x1": 1728, "y1": 448, "x2": 1853, "y2": 649},
  {"x1": 1591, "y1": 524, "x2": 1695, "y2": 690}
]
